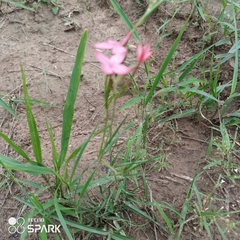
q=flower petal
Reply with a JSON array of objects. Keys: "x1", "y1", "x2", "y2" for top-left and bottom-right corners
[
  {"x1": 94, "y1": 51, "x2": 110, "y2": 65},
  {"x1": 121, "y1": 32, "x2": 132, "y2": 46},
  {"x1": 143, "y1": 51, "x2": 153, "y2": 62},
  {"x1": 94, "y1": 42, "x2": 111, "y2": 49},
  {"x1": 143, "y1": 44, "x2": 151, "y2": 53},
  {"x1": 112, "y1": 46, "x2": 127, "y2": 55},
  {"x1": 113, "y1": 63, "x2": 131, "y2": 75},
  {"x1": 94, "y1": 40, "x2": 119, "y2": 49},
  {"x1": 137, "y1": 44, "x2": 143, "y2": 62},
  {"x1": 108, "y1": 40, "x2": 121, "y2": 47},
  {"x1": 111, "y1": 52, "x2": 126, "y2": 64},
  {"x1": 137, "y1": 43, "x2": 153, "y2": 63},
  {"x1": 101, "y1": 64, "x2": 114, "y2": 75}
]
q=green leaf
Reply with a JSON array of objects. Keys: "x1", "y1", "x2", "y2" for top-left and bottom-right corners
[
  {"x1": 158, "y1": 109, "x2": 197, "y2": 123},
  {"x1": 52, "y1": 215, "x2": 108, "y2": 235},
  {"x1": 221, "y1": 0, "x2": 227, "y2": 8},
  {"x1": 124, "y1": 201, "x2": 168, "y2": 233},
  {"x1": 119, "y1": 96, "x2": 144, "y2": 112},
  {"x1": 230, "y1": 9, "x2": 239, "y2": 96},
  {"x1": 18, "y1": 179, "x2": 45, "y2": 188},
  {"x1": 46, "y1": 120, "x2": 58, "y2": 171},
  {"x1": 52, "y1": 214, "x2": 133, "y2": 239},
  {"x1": 136, "y1": 0, "x2": 166, "y2": 27},
  {"x1": 0, "y1": 98, "x2": 21, "y2": 121},
  {"x1": 58, "y1": 29, "x2": 88, "y2": 168},
  {"x1": 177, "y1": 173, "x2": 202, "y2": 239},
  {"x1": 21, "y1": 66, "x2": 42, "y2": 164},
  {"x1": 111, "y1": 234, "x2": 134, "y2": 240},
  {"x1": 74, "y1": 176, "x2": 123, "y2": 193},
  {"x1": 215, "y1": 222, "x2": 228, "y2": 240},
  {"x1": 1, "y1": 0, "x2": 35, "y2": 11},
  {"x1": 52, "y1": 6, "x2": 59, "y2": 15},
  {"x1": 77, "y1": 170, "x2": 96, "y2": 206},
  {"x1": 0, "y1": 154, "x2": 53, "y2": 175},
  {"x1": 110, "y1": 0, "x2": 140, "y2": 41},
  {"x1": 54, "y1": 193, "x2": 74, "y2": 240},
  {"x1": 0, "y1": 132, "x2": 34, "y2": 164},
  {"x1": 144, "y1": 17, "x2": 190, "y2": 106},
  {"x1": 181, "y1": 87, "x2": 220, "y2": 103},
  {"x1": 154, "y1": 201, "x2": 174, "y2": 234},
  {"x1": 13, "y1": 98, "x2": 54, "y2": 107},
  {"x1": 69, "y1": 124, "x2": 98, "y2": 183}
]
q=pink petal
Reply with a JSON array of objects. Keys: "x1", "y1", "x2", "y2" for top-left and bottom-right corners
[
  {"x1": 137, "y1": 44, "x2": 153, "y2": 63},
  {"x1": 143, "y1": 51, "x2": 153, "y2": 62},
  {"x1": 108, "y1": 40, "x2": 121, "y2": 47},
  {"x1": 121, "y1": 32, "x2": 132, "y2": 46},
  {"x1": 94, "y1": 40, "x2": 119, "y2": 50},
  {"x1": 137, "y1": 44, "x2": 143, "y2": 62},
  {"x1": 111, "y1": 52, "x2": 126, "y2": 64},
  {"x1": 94, "y1": 42, "x2": 112, "y2": 49},
  {"x1": 101, "y1": 64, "x2": 114, "y2": 75},
  {"x1": 112, "y1": 46, "x2": 127, "y2": 55},
  {"x1": 113, "y1": 64, "x2": 131, "y2": 75},
  {"x1": 143, "y1": 44, "x2": 151, "y2": 53},
  {"x1": 94, "y1": 51, "x2": 110, "y2": 65}
]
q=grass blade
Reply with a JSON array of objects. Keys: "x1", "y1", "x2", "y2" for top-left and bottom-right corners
[
  {"x1": 21, "y1": 66, "x2": 42, "y2": 164},
  {"x1": 154, "y1": 201, "x2": 174, "y2": 234},
  {"x1": 230, "y1": 7, "x2": 239, "y2": 96},
  {"x1": 58, "y1": 30, "x2": 88, "y2": 168},
  {"x1": 0, "y1": 98, "x2": 21, "y2": 121},
  {"x1": 0, "y1": 154, "x2": 53, "y2": 175},
  {"x1": 2, "y1": 0, "x2": 35, "y2": 11},
  {"x1": 119, "y1": 96, "x2": 144, "y2": 112},
  {"x1": 158, "y1": 109, "x2": 197, "y2": 123},
  {"x1": 54, "y1": 193, "x2": 74, "y2": 240},
  {"x1": 110, "y1": 0, "x2": 140, "y2": 41},
  {"x1": 74, "y1": 176, "x2": 123, "y2": 193},
  {"x1": 46, "y1": 120, "x2": 58, "y2": 171},
  {"x1": 144, "y1": 18, "x2": 189, "y2": 106},
  {"x1": 13, "y1": 97, "x2": 54, "y2": 107},
  {"x1": 69, "y1": 124, "x2": 97, "y2": 183},
  {"x1": 77, "y1": 170, "x2": 96, "y2": 206},
  {"x1": 135, "y1": 0, "x2": 166, "y2": 28},
  {"x1": 52, "y1": 215, "x2": 133, "y2": 239},
  {"x1": 0, "y1": 132, "x2": 34, "y2": 164},
  {"x1": 124, "y1": 201, "x2": 168, "y2": 233}
]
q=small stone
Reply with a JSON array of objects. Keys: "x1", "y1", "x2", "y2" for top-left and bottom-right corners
[{"x1": 89, "y1": 107, "x2": 95, "y2": 112}]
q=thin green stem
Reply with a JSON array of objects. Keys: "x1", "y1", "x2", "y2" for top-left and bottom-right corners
[
  {"x1": 111, "y1": 92, "x2": 117, "y2": 128},
  {"x1": 99, "y1": 76, "x2": 111, "y2": 161}
]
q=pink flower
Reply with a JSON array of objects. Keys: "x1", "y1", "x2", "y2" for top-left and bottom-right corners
[
  {"x1": 137, "y1": 43, "x2": 153, "y2": 63},
  {"x1": 93, "y1": 33, "x2": 132, "y2": 75},
  {"x1": 94, "y1": 40, "x2": 126, "y2": 55},
  {"x1": 95, "y1": 51, "x2": 131, "y2": 75},
  {"x1": 93, "y1": 32, "x2": 131, "y2": 52}
]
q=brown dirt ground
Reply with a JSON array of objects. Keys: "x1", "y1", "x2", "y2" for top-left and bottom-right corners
[{"x1": 0, "y1": 0, "x2": 239, "y2": 239}]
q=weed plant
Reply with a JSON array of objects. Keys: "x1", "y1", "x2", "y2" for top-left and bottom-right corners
[{"x1": 0, "y1": 0, "x2": 61, "y2": 14}]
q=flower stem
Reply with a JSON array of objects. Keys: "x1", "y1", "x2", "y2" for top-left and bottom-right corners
[{"x1": 99, "y1": 76, "x2": 111, "y2": 161}]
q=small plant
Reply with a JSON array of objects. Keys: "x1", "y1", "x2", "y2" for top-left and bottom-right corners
[
  {"x1": 0, "y1": 1, "x2": 165, "y2": 238},
  {"x1": 205, "y1": 122, "x2": 240, "y2": 180},
  {"x1": 32, "y1": 0, "x2": 62, "y2": 14},
  {"x1": 1, "y1": 0, "x2": 62, "y2": 14}
]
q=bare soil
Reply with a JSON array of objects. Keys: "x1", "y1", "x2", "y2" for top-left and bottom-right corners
[{"x1": 0, "y1": 0, "x2": 239, "y2": 239}]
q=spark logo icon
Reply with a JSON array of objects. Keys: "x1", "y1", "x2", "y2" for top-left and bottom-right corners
[
  {"x1": 7, "y1": 217, "x2": 61, "y2": 234},
  {"x1": 8, "y1": 217, "x2": 25, "y2": 234}
]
